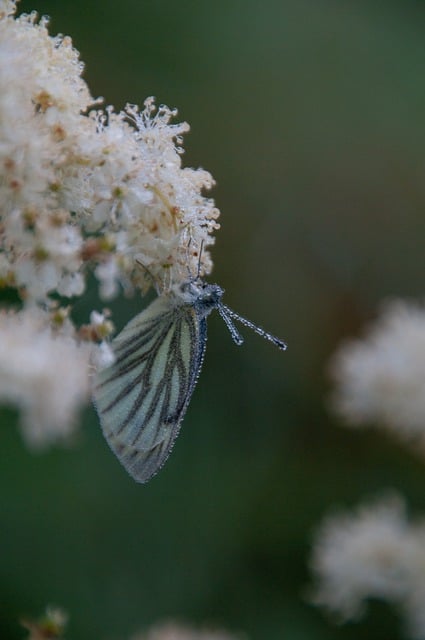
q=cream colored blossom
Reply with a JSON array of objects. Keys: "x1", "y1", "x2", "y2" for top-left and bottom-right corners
[
  {"x1": 310, "y1": 494, "x2": 425, "y2": 639},
  {"x1": 0, "y1": 4, "x2": 218, "y2": 305},
  {"x1": 0, "y1": 1, "x2": 221, "y2": 446},
  {"x1": 329, "y1": 300, "x2": 425, "y2": 447}
]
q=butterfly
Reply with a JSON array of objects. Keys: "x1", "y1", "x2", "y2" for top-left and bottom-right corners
[{"x1": 93, "y1": 278, "x2": 287, "y2": 483}]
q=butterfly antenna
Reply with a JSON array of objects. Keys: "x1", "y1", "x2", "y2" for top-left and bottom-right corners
[
  {"x1": 220, "y1": 304, "x2": 287, "y2": 351},
  {"x1": 196, "y1": 240, "x2": 204, "y2": 280},
  {"x1": 185, "y1": 237, "x2": 193, "y2": 280},
  {"x1": 218, "y1": 305, "x2": 244, "y2": 345},
  {"x1": 135, "y1": 258, "x2": 161, "y2": 295}
]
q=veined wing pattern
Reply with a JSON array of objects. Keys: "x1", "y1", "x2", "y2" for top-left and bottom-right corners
[{"x1": 93, "y1": 295, "x2": 207, "y2": 483}]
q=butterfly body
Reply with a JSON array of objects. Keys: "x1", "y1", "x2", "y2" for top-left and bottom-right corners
[{"x1": 93, "y1": 279, "x2": 286, "y2": 483}]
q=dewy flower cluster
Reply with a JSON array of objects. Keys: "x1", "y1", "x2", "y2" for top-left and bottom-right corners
[
  {"x1": 310, "y1": 494, "x2": 425, "y2": 639},
  {"x1": 0, "y1": 0, "x2": 220, "y2": 446}
]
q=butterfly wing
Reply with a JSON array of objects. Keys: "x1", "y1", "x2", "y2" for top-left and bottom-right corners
[{"x1": 93, "y1": 294, "x2": 207, "y2": 483}]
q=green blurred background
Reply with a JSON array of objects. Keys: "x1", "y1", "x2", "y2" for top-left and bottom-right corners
[{"x1": 2, "y1": 1, "x2": 425, "y2": 638}]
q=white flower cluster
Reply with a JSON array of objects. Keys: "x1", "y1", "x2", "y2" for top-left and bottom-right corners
[
  {"x1": 310, "y1": 494, "x2": 425, "y2": 639},
  {"x1": 329, "y1": 300, "x2": 425, "y2": 448},
  {"x1": 0, "y1": 0, "x2": 220, "y2": 446}
]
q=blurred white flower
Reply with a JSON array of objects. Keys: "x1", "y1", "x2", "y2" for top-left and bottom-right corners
[
  {"x1": 133, "y1": 622, "x2": 242, "y2": 640},
  {"x1": 21, "y1": 605, "x2": 67, "y2": 640},
  {"x1": 310, "y1": 494, "x2": 425, "y2": 639},
  {"x1": 329, "y1": 300, "x2": 425, "y2": 447},
  {"x1": 0, "y1": 307, "x2": 91, "y2": 448}
]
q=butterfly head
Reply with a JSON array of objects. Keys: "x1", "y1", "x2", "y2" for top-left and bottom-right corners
[
  {"x1": 195, "y1": 282, "x2": 224, "y2": 318},
  {"x1": 197, "y1": 282, "x2": 224, "y2": 303},
  {"x1": 176, "y1": 279, "x2": 224, "y2": 315}
]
